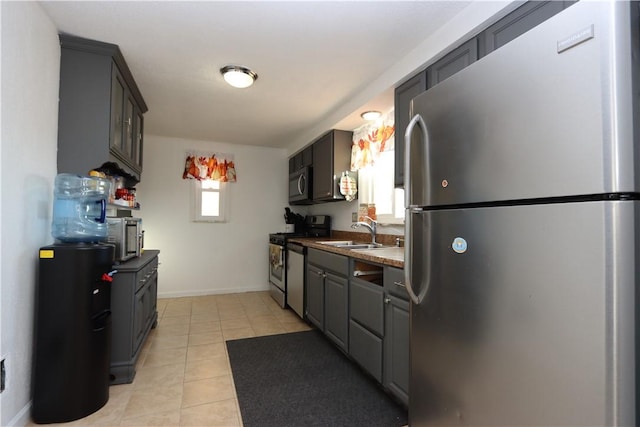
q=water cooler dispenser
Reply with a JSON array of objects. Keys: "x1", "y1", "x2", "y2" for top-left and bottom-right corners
[{"x1": 32, "y1": 174, "x2": 115, "y2": 423}]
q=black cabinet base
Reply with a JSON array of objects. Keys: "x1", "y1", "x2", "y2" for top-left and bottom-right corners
[
  {"x1": 31, "y1": 244, "x2": 114, "y2": 424},
  {"x1": 110, "y1": 310, "x2": 158, "y2": 385}
]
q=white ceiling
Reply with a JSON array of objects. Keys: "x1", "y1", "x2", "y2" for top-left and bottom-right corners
[{"x1": 39, "y1": 1, "x2": 473, "y2": 150}]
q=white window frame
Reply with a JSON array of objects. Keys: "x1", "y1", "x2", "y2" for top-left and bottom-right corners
[
  {"x1": 358, "y1": 151, "x2": 404, "y2": 225},
  {"x1": 192, "y1": 179, "x2": 228, "y2": 222}
]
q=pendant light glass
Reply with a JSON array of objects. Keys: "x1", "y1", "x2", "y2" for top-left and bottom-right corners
[{"x1": 220, "y1": 65, "x2": 258, "y2": 89}]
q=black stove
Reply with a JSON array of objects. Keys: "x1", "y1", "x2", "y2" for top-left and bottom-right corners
[
  {"x1": 269, "y1": 215, "x2": 331, "y2": 245},
  {"x1": 269, "y1": 232, "x2": 308, "y2": 246},
  {"x1": 268, "y1": 215, "x2": 331, "y2": 309}
]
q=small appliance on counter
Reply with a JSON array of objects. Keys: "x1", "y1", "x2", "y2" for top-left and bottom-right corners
[
  {"x1": 284, "y1": 207, "x2": 305, "y2": 232},
  {"x1": 106, "y1": 217, "x2": 143, "y2": 262},
  {"x1": 268, "y1": 215, "x2": 331, "y2": 308}
]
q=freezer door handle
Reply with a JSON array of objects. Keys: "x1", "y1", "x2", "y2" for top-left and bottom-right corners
[{"x1": 404, "y1": 112, "x2": 427, "y2": 209}]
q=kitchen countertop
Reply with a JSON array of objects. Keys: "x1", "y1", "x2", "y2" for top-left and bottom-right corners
[
  {"x1": 113, "y1": 249, "x2": 160, "y2": 271},
  {"x1": 288, "y1": 237, "x2": 404, "y2": 269}
]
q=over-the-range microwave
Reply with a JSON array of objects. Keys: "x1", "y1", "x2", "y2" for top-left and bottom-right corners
[
  {"x1": 289, "y1": 166, "x2": 313, "y2": 205},
  {"x1": 106, "y1": 217, "x2": 143, "y2": 262}
]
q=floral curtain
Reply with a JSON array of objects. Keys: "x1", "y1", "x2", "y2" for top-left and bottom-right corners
[
  {"x1": 183, "y1": 152, "x2": 237, "y2": 182},
  {"x1": 350, "y1": 111, "x2": 395, "y2": 171}
]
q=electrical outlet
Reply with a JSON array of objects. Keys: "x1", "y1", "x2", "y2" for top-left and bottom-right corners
[
  {"x1": 1, "y1": 358, "x2": 5, "y2": 393},
  {"x1": 352, "y1": 212, "x2": 357, "y2": 222}
]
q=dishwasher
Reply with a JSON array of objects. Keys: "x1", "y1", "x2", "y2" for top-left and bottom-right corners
[{"x1": 286, "y1": 242, "x2": 306, "y2": 318}]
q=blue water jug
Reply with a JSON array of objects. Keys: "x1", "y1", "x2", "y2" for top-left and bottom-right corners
[{"x1": 51, "y1": 174, "x2": 111, "y2": 243}]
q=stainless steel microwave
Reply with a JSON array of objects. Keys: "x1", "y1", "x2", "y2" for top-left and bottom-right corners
[
  {"x1": 106, "y1": 217, "x2": 143, "y2": 262},
  {"x1": 289, "y1": 166, "x2": 313, "y2": 205}
]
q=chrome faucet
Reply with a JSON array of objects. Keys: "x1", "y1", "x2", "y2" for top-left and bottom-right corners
[{"x1": 351, "y1": 216, "x2": 378, "y2": 245}]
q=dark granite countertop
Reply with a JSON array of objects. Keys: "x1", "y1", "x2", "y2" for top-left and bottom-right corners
[
  {"x1": 289, "y1": 233, "x2": 404, "y2": 269},
  {"x1": 112, "y1": 249, "x2": 160, "y2": 271}
]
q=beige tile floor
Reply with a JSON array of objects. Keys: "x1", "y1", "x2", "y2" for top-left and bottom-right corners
[{"x1": 28, "y1": 291, "x2": 312, "y2": 427}]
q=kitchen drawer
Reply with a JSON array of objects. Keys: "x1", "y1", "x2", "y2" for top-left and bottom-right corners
[
  {"x1": 350, "y1": 277, "x2": 384, "y2": 337},
  {"x1": 349, "y1": 319, "x2": 383, "y2": 382},
  {"x1": 308, "y1": 248, "x2": 348, "y2": 276},
  {"x1": 134, "y1": 256, "x2": 158, "y2": 292},
  {"x1": 384, "y1": 266, "x2": 408, "y2": 301}
]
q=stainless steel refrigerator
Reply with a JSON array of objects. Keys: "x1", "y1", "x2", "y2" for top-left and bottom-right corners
[{"x1": 404, "y1": 2, "x2": 639, "y2": 426}]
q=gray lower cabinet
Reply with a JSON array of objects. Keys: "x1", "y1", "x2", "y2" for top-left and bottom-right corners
[
  {"x1": 306, "y1": 249, "x2": 408, "y2": 404},
  {"x1": 110, "y1": 250, "x2": 159, "y2": 384},
  {"x1": 349, "y1": 275, "x2": 385, "y2": 382},
  {"x1": 324, "y1": 272, "x2": 349, "y2": 350},
  {"x1": 306, "y1": 263, "x2": 325, "y2": 330},
  {"x1": 305, "y1": 248, "x2": 349, "y2": 352},
  {"x1": 383, "y1": 266, "x2": 409, "y2": 406}
]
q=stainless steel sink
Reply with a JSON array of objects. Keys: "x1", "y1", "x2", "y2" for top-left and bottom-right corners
[
  {"x1": 318, "y1": 241, "x2": 384, "y2": 249},
  {"x1": 335, "y1": 243, "x2": 382, "y2": 249},
  {"x1": 317, "y1": 240, "x2": 354, "y2": 246}
]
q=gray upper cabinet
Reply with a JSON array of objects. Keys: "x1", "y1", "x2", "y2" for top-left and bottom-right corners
[
  {"x1": 393, "y1": 0, "x2": 575, "y2": 188},
  {"x1": 393, "y1": 40, "x2": 477, "y2": 188},
  {"x1": 479, "y1": 1, "x2": 576, "y2": 57},
  {"x1": 57, "y1": 35, "x2": 147, "y2": 182},
  {"x1": 427, "y1": 38, "x2": 478, "y2": 89},
  {"x1": 312, "y1": 129, "x2": 353, "y2": 202},
  {"x1": 394, "y1": 72, "x2": 427, "y2": 188},
  {"x1": 289, "y1": 146, "x2": 313, "y2": 174}
]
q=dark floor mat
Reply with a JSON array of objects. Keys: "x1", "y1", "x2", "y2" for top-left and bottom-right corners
[{"x1": 226, "y1": 329, "x2": 407, "y2": 427}]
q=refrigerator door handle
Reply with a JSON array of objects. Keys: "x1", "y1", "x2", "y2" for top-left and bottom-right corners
[
  {"x1": 405, "y1": 112, "x2": 428, "y2": 305},
  {"x1": 404, "y1": 208, "x2": 423, "y2": 305},
  {"x1": 404, "y1": 113, "x2": 427, "y2": 209}
]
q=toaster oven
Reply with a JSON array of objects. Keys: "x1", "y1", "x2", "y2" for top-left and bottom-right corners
[{"x1": 106, "y1": 217, "x2": 143, "y2": 262}]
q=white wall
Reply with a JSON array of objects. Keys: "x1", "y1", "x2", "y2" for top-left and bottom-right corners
[
  {"x1": 136, "y1": 135, "x2": 288, "y2": 298},
  {"x1": 0, "y1": 2, "x2": 60, "y2": 425}
]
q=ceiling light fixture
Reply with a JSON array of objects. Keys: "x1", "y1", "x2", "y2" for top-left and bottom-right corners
[
  {"x1": 220, "y1": 65, "x2": 258, "y2": 89},
  {"x1": 360, "y1": 110, "x2": 382, "y2": 121}
]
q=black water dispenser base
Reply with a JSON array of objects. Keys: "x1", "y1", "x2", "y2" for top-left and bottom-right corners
[{"x1": 31, "y1": 243, "x2": 114, "y2": 424}]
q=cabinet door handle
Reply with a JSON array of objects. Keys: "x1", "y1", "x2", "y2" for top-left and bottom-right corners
[
  {"x1": 384, "y1": 297, "x2": 391, "y2": 304},
  {"x1": 313, "y1": 270, "x2": 325, "y2": 278},
  {"x1": 393, "y1": 281, "x2": 406, "y2": 288}
]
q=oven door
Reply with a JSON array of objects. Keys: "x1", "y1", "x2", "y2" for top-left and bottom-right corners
[{"x1": 269, "y1": 243, "x2": 286, "y2": 307}]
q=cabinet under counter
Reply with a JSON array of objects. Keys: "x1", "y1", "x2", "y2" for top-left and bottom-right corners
[{"x1": 110, "y1": 250, "x2": 159, "y2": 384}]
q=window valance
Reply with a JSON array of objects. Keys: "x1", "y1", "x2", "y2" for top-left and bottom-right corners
[{"x1": 183, "y1": 152, "x2": 237, "y2": 182}]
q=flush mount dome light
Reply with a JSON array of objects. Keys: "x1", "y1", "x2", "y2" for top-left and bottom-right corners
[
  {"x1": 360, "y1": 110, "x2": 382, "y2": 121},
  {"x1": 220, "y1": 65, "x2": 258, "y2": 88}
]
